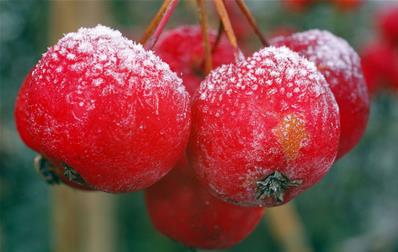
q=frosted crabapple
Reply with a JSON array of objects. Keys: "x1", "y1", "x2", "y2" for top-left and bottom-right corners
[
  {"x1": 271, "y1": 30, "x2": 369, "y2": 159},
  {"x1": 20, "y1": 72, "x2": 93, "y2": 190},
  {"x1": 155, "y1": 25, "x2": 234, "y2": 95},
  {"x1": 190, "y1": 46, "x2": 340, "y2": 207},
  {"x1": 15, "y1": 25, "x2": 191, "y2": 192},
  {"x1": 145, "y1": 157, "x2": 264, "y2": 249}
]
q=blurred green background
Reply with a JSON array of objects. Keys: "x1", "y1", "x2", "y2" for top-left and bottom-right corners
[{"x1": 1, "y1": 1, "x2": 398, "y2": 252}]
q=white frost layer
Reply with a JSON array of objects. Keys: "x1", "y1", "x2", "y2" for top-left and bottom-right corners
[{"x1": 33, "y1": 25, "x2": 187, "y2": 97}]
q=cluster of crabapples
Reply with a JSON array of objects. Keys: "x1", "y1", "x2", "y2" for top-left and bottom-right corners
[{"x1": 15, "y1": 23, "x2": 369, "y2": 249}]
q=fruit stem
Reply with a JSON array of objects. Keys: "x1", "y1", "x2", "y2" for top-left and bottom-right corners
[
  {"x1": 199, "y1": 20, "x2": 223, "y2": 72},
  {"x1": 212, "y1": 20, "x2": 224, "y2": 54},
  {"x1": 236, "y1": 0, "x2": 269, "y2": 46},
  {"x1": 140, "y1": 0, "x2": 180, "y2": 49},
  {"x1": 212, "y1": 0, "x2": 241, "y2": 59},
  {"x1": 256, "y1": 171, "x2": 302, "y2": 203},
  {"x1": 196, "y1": 0, "x2": 212, "y2": 74},
  {"x1": 140, "y1": 0, "x2": 172, "y2": 45}
]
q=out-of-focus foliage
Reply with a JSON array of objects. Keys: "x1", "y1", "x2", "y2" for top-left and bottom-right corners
[{"x1": 1, "y1": 1, "x2": 398, "y2": 252}]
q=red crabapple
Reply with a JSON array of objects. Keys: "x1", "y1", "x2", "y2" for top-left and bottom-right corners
[
  {"x1": 378, "y1": 7, "x2": 398, "y2": 47},
  {"x1": 15, "y1": 25, "x2": 191, "y2": 193},
  {"x1": 20, "y1": 73, "x2": 92, "y2": 190},
  {"x1": 271, "y1": 30, "x2": 369, "y2": 159},
  {"x1": 282, "y1": 0, "x2": 314, "y2": 12},
  {"x1": 332, "y1": 0, "x2": 362, "y2": 11},
  {"x1": 361, "y1": 41, "x2": 398, "y2": 95},
  {"x1": 155, "y1": 25, "x2": 234, "y2": 95},
  {"x1": 145, "y1": 157, "x2": 264, "y2": 249},
  {"x1": 190, "y1": 46, "x2": 340, "y2": 207}
]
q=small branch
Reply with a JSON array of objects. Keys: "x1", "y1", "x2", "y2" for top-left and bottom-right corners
[
  {"x1": 199, "y1": 20, "x2": 222, "y2": 73},
  {"x1": 211, "y1": 20, "x2": 223, "y2": 54},
  {"x1": 146, "y1": 0, "x2": 179, "y2": 49},
  {"x1": 196, "y1": 0, "x2": 212, "y2": 74},
  {"x1": 140, "y1": 0, "x2": 172, "y2": 45},
  {"x1": 236, "y1": 0, "x2": 268, "y2": 46},
  {"x1": 212, "y1": 0, "x2": 239, "y2": 56}
]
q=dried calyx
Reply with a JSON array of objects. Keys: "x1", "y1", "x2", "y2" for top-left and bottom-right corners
[
  {"x1": 63, "y1": 164, "x2": 87, "y2": 185},
  {"x1": 34, "y1": 155, "x2": 90, "y2": 187},
  {"x1": 256, "y1": 171, "x2": 302, "y2": 203},
  {"x1": 34, "y1": 155, "x2": 61, "y2": 185}
]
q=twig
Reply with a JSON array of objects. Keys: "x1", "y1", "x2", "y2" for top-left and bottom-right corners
[
  {"x1": 146, "y1": 0, "x2": 180, "y2": 49},
  {"x1": 212, "y1": 0, "x2": 239, "y2": 57},
  {"x1": 140, "y1": 0, "x2": 173, "y2": 46},
  {"x1": 236, "y1": 0, "x2": 268, "y2": 46},
  {"x1": 211, "y1": 20, "x2": 223, "y2": 54},
  {"x1": 196, "y1": 0, "x2": 212, "y2": 74}
]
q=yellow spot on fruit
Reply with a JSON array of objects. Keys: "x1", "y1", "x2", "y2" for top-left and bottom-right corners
[{"x1": 274, "y1": 114, "x2": 308, "y2": 161}]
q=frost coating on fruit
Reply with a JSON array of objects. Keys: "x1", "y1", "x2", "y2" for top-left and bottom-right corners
[
  {"x1": 155, "y1": 25, "x2": 234, "y2": 95},
  {"x1": 145, "y1": 158, "x2": 263, "y2": 249},
  {"x1": 271, "y1": 29, "x2": 369, "y2": 158},
  {"x1": 190, "y1": 46, "x2": 340, "y2": 207},
  {"x1": 15, "y1": 25, "x2": 191, "y2": 192}
]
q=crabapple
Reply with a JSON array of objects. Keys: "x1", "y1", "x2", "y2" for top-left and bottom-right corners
[
  {"x1": 155, "y1": 25, "x2": 234, "y2": 95},
  {"x1": 378, "y1": 7, "x2": 398, "y2": 47},
  {"x1": 15, "y1": 25, "x2": 191, "y2": 192},
  {"x1": 282, "y1": 0, "x2": 314, "y2": 12},
  {"x1": 332, "y1": 0, "x2": 362, "y2": 11},
  {"x1": 361, "y1": 41, "x2": 398, "y2": 95},
  {"x1": 271, "y1": 29, "x2": 369, "y2": 159},
  {"x1": 190, "y1": 46, "x2": 340, "y2": 207},
  {"x1": 145, "y1": 157, "x2": 264, "y2": 249}
]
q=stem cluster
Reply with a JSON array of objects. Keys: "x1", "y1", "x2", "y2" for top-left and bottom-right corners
[{"x1": 140, "y1": 0, "x2": 268, "y2": 70}]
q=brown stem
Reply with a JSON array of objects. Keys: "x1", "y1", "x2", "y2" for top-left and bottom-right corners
[
  {"x1": 211, "y1": 20, "x2": 224, "y2": 54},
  {"x1": 140, "y1": 0, "x2": 173, "y2": 45},
  {"x1": 213, "y1": 0, "x2": 239, "y2": 57},
  {"x1": 196, "y1": 0, "x2": 212, "y2": 74},
  {"x1": 236, "y1": 0, "x2": 269, "y2": 46},
  {"x1": 146, "y1": 0, "x2": 179, "y2": 49},
  {"x1": 198, "y1": 20, "x2": 222, "y2": 74}
]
